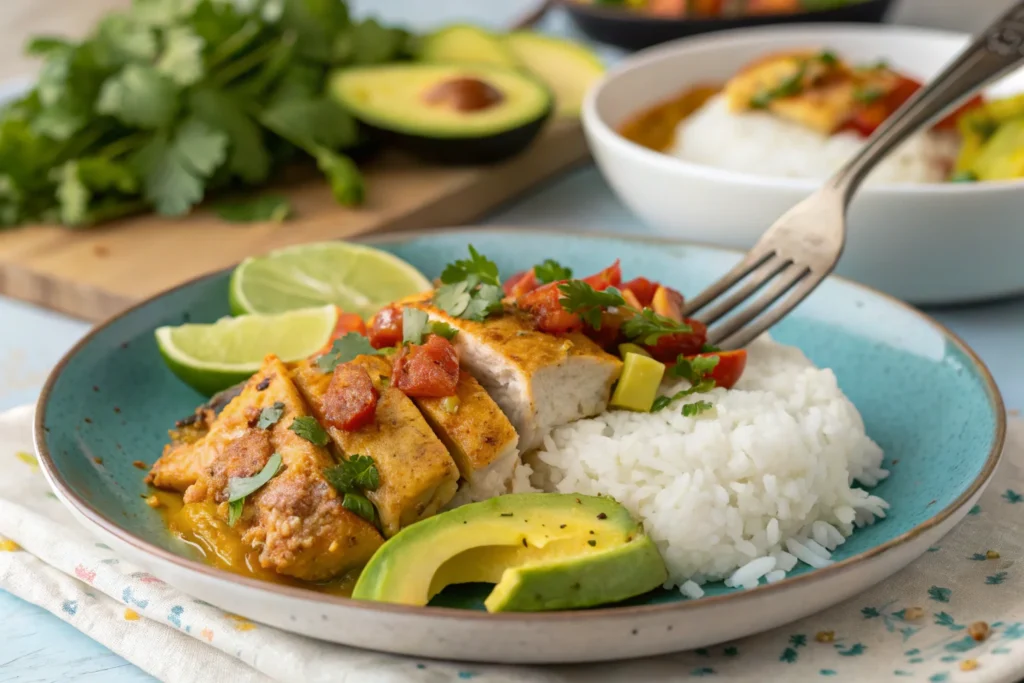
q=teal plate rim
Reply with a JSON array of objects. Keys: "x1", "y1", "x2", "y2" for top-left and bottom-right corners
[{"x1": 33, "y1": 228, "x2": 1008, "y2": 621}]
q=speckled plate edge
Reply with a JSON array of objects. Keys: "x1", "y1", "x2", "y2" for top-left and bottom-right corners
[{"x1": 33, "y1": 228, "x2": 1007, "y2": 626}]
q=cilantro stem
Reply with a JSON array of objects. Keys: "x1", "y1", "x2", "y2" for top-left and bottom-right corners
[
  {"x1": 95, "y1": 132, "x2": 150, "y2": 161},
  {"x1": 208, "y1": 40, "x2": 278, "y2": 89},
  {"x1": 206, "y1": 19, "x2": 263, "y2": 70}
]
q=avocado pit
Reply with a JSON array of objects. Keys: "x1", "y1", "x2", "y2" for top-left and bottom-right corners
[{"x1": 423, "y1": 77, "x2": 505, "y2": 113}]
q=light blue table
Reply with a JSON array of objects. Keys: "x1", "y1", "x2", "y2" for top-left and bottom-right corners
[{"x1": 1, "y1": 4, "x2": 1021, "y2": 681}]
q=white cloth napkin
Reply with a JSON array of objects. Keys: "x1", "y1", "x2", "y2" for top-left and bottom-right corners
[{"x1": 2, "y1": 403, "x2": 1023, "y2": 683}]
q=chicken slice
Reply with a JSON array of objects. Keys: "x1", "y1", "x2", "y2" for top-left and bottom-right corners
[
  {"x1": 415, "y1": 370, "x2": 520, "y2": 505},
  {"x1": 405, "y1": 298, "x2": 622, "y2": 451},
  {"x1": 181, "y1": 355, "x2": 383, "y2": 582},
  {"x1": 291, "y1": 355, "x2": 459, "y2": 537}
]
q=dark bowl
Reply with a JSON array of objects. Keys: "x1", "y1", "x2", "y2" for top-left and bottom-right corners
[{"x1": 560, "y1": 0, "x2": 895, "y2": 51}]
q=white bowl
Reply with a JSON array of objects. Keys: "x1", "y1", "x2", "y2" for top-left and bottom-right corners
[{"x1": 582, "y1": 24, "x2": 1024, "y2": 305}]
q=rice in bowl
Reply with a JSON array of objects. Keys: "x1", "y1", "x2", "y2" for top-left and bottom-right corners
[{"x1": 525, "y1": 335, "x2": 889, "y2": 596}]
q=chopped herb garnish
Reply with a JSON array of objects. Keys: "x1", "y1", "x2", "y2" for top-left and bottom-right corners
[
  {"x1": 818, "y1": 50, "x2": 838, "y2": 66},
  {"x1": 440, "y1": 245, "x2": 501, "y2": 287},
  {"x1": 316, "y1": 333, "x2": 381, "y2": 372},
  {"x1": 950, "y1": 170, "x2": 978, "y2": 183},
  {"x1": 433, "y1": 246, "x2": 507, "y2": 321},
  {"x1": 342, "y1": 493, "x2": 375, "y2": 523},
  {"x1": 620, "y1": 308, "x2": 693, "y2": 345},
  {"x1": 289, "y1": 416, "x2": 329, "y2": 446},
  {"x1": 750, "y1": 62, "x2": 807, "y2": 109},
  {"x1": 430, "y1": 321, "x2": 459, "y2": 340},
  {"x1": 682, "y1": 400, "x2": 714, "y2": 417},
  {"x1": 854, "y1": 85, "x2": 886, "y2": 104},
  {"x1": 226, "y1": 453, "x2": 283, "y2": 526},
  {"x1": 534, "y1": 259, "x2": 573, "y2": 284},
  {"x1": 652, "y1": 355, "x2": 720, "y2": 412},
  {"x1": 256, "y1": 402, "x2": 285, "y2": 430},
  {"x1": 700, "y1": 343, "x2": 721, "y2": 353},
  {"x1": 402, "y1": 307, "x2": 430, "y2": 345},
  {"x1": 324, "y1": 454, "x2": 380, "y2": 494},
  {"x1": 557, "y1": 280, "x2": 692, "y2": 341}
]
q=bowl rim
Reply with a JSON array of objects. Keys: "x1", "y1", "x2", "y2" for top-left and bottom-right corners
[
  {"x1": 558, "y1": 0, "x2": 892, "y2": 25},
  {"x1": 34, "y1": 227, "x2": 1007, "y2": 622},
  {"x1": 582, "y1": 22, "x2": 1024, "y2": 195}
]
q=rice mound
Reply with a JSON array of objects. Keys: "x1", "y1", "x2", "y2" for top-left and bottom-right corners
[
  {"x1": 671, "y1": 94, "x2": 957, "y2": 185},
  {"x1": 524, "y1": 335, "x2": 889, "y2": 595}
]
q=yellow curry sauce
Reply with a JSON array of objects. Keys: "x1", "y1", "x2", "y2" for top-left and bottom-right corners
[
  {"x1": 617, "y1": 85, "x2": 720, "y2": 152},
  {"x1": 153, "y1": 490, "x2": 359, "y2": 597}
]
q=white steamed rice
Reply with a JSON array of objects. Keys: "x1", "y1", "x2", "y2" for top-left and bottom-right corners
[
  {"x1": 671, "y1": 94, "x2": 957, "y2": 185},
  {"x1": 522, "y1": 335, "x2": 889, "y2": 595}
]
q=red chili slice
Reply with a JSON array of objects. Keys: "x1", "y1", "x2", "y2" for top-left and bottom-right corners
[
  {"x1": 323, "y1": 363, "x2": 379, "y2": 431},
  {"x1": 643, "y1": 318, "x2": 708, "y2": 362},
  {"x1": 622, "y1": 277, "x2": 659, "y2": 307},
  {"x1": 581, "y1": 259, "x2": 622, "y2": 291},
  {"x1": 392, "y1": 335, "x2": 460, "y2": 398},
  {"x1": 368, "y1": 304, "x2": 403, "y2": 349},
  {"x1": 517, "y1": 282, "x2": 583, "y2": 335},
  {"x1": 503, "y1": 270, "x2": 538, "y2": 298}
]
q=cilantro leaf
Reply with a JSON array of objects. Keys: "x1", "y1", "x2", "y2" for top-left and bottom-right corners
[
  {"x1": 257, "y1": 401, "x2": 285, "y2": 429},
  {"x1": 313, "y1": 146, "x2": 364, "y2": 206},
  {"x1": 132, "y1": 118, "x2": 228, "y2": 216},
  {"x1": 433, "y1": 281, "x2": 471, "y2": 318},
  {"x1": 462, "y1": 283, "x2": 504, "y2": 321},
  {"x1": 620, "y1": 308, "x2": 693, "y2": 345},
  {"x1": 342, "y1": 492, "x2": 376, "y2": 523},
  {"x1": 324, "y1": 454, "x2": 380, "y2": 494},
  {"x1": 403, "y1": 307, "x2": 430, "y2": 345},
  {"x1": 534, "y1": 259, "x2": 573, "y2": 284},
  {"x1": 228, "y1": 498, "x2": 244, "y2": 526},
  {"x1": 94, "y1": 15, "x2": 158, "y2": 66},
  {"x1": 216, "y1": 195, "x2": 291, "y2": 223},
  {"x1": 670, "y1": 355, "x2": 719, "y2": 383},
  {"x1": 700, "y1": 343, "x2": 721, "y2": 353},
  {"x1": 682, "y1": 400, "x2": 714, "y2": 417},
  {"x1": 440, "y1": 245, "x2": 501, "y2": 286},
  {"x1": 316, "y1": 332, "x2": 380, "y2": 372},
  {"x1": 557, "y1": 281, "x2": 625, "y2": 329},
  {"x1": 289, "y1": 415, "x2": 329, "y2": 446},
  {"x1": 97, "y1": 64, "x2": 179, "y2": 129},
  {"x1": 261, "y1": 98, "x2": 359, "y2": 152},
  {"x1": 188, "y1": 87, "x2": 271, "y2": 184},
  {"x1": 54, "y1": 158, "x2": 138, "y2": 226},
  {"x1": 429, "y1": 321, "x2": 458, "y2": 340},
  {"x1": 157, "y1": 26, "x2": 206, "y2": 86},
  {"x1": 227, "y1": 452, "x2": 283, "y2": 501}
]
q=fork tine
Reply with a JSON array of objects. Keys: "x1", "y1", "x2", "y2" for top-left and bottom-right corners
[
  {"x1": 717, "y1": 273, "x2": 823, "y2": 350},
  {"x1": 681, "y1": 249, "x2": 775, "y2": 317},
  {"x1": 708, "y1": 264, "x2": 811, "y2": 345},
  {"x1": 697, "y1": 255, "x2": 791, "y2": 325}
]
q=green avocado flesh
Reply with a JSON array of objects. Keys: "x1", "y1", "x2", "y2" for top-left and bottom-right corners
[
  {"x1": 419, "y1": 24, "x2": 518, "y2": 67},
  {"x1": 504, "y1": 32, "x2": 605, "y2": 118},
  {"x1": 329, "y1": 63, "x2": 552, "y2": 139},
  {"x1": 351, "y1": 493, "x2": 668, "y2": 612}
]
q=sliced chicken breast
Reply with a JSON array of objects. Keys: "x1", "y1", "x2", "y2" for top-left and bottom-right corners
[
  {"x1": 415, "y1": 370, "x2": 520, "y2": 505},
  {"x1": 406, "y1": 299, "x2": 622, "y2": 451},
  {"x1": 179, "y1": 355, "x2": 383, "y2": 581},
  {"x1": 291, "y1": 355, "x2": 459, "y2": 537}
]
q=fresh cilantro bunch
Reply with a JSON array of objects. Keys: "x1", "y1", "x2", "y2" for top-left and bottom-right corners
[
  {"x1": 0, "y1": 0, "x2": 415, "y2": 229},
  {"x1": 433, "y1": 245, "x2": 505, "y2": 322}
]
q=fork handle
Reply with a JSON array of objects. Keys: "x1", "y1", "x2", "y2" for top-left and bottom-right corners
[{"x1": 828, "y1": 1, "x2": 1024, "y2": 201}]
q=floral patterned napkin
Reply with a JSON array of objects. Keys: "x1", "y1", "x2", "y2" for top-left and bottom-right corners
[{"x1": 1, "y1": 403, "x2": 1022, "y2": 683}]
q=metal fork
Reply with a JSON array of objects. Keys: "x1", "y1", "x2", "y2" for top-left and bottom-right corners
[{"x1": 683, "y1": 1, "x2": 1024, "y2": 350}]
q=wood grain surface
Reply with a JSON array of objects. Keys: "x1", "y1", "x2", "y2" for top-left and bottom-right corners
[{"x1": 0, "y1": 0, "x2": 589, "y2": 322}]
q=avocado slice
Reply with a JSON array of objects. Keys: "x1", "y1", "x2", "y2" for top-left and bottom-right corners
[
  {"x1": 419, "y1": 24, "x2": 518, "y2": 67},
  {"x1": 329, "y1": 63, "x2": 553, "y2": 165},
  {"x1": 504, "y1": 31, "x2": 605, "y2": 118},
  {"x1": 352, "y1": 493, "x2": 668, "y2": 612}
]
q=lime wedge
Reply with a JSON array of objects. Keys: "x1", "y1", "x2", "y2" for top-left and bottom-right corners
[
  {"x1": 229, "y1": 241, "x2": 433, "y2": 318},
  {"x1": 156, "y1": 305, "x2": 339, "y2": 395}
]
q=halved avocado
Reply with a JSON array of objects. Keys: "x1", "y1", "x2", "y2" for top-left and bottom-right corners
[
  {"x1": 504, "y1": 31, "x2": 605, "y2": 118},
  {"x1": 419, "y1": 24, "x2": 518, "y2": 67},
  {"x1": 351, "y1": 493, "x2": 668, "y2": 612},
  {"x1": 329, "y1": 63, "x2": 553, "y2": 165}
]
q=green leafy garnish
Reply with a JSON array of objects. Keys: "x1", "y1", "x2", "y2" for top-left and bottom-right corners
[
  {"x1": 0, "y1": 0, "x2": 415, "y2": 229},
  {"x1": 341, "y1": 492, "x2": 376, "y2": 523},
  {"x1": 749, "y1": 62, "x2": 807, "y2": 109},
  {"x1": 433, "y1": 246, "x2": 504, "y2": 322},
  {"x1": 216, "y1": 195, "x2": 292, "y2": 223},
  {"x1": 533, "y1": 259, "x2": 573, "y2": 284},
  {"x1": 620, "y1": 308, "x2": 693, "y2": 345},
  {"x1": 429, "y1": 321, "x2": 459, "y2": 340},
  {"x1": 228, "y1": 499, "x2": 244, "y2": 526},
  {"x1": 682, "y1": 400, "x2": 714, "y2": 417},
  {"x1": 256, "y1": 401, "x2": 285, "y2": 430},
  {"x1": 700, "y1": 343, "x2": 721, "y2": 353},
  {"x1": 853, "y1": 86, "x2": 886, "y2": 104},
  {"x1": 818, "y1": 50, "x2": 838, "y2": 66},
  {"x1": 651, "y1": 354, "x2": 720, "y2": 413},
  {"x1": 403, "y1": 307, "x2": 430, "y2": 345},
  {"x1": 316, "y1": 333, "x2": 381, "y2": 372},
  {"x1": 324, "y1": 454, "x2": 381, "y2": 523},
  {"x1": 557, "y1": 280, "x2": 692, "y2": 341},
  {"x1": 228, "y1": 453, "x2": 284, "y2": 501},
  {"x1": 289, "y1": 415, "x2": 329, "y2": 446},
  {"x1": 950, "y1": 170, "x2": 978, "y2": 183}
]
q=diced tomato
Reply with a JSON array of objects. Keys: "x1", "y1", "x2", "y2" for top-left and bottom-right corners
[
  {"x1": 368, "y1": 304, "x2": 403, "y2": 349},
  {"x1": 688, "y1": 349, "x2": 747, "y2": 389},
  {"x1": 842, "y1": 75, "x2": 920, "y2": 138},
  {"x1": 517, "y1": 282, "x2": 583, "y2": 335},
  {"x1": 651, "y1": 285, "x2": 684, "y2": 322},
  {"x1": 643, "y1": 318, "x2": 708, "y2": 362},
  {"x1": 581, "y1": 260, "x2": 622, "y2": 292},
  {"x1": 935, "y1": 94, "x2": 985, "y2": 131},
  {"x1": 323, "y1": 363, "x2": 379, "y2": 431},
  {"x1": 503, "y1": 270, "x2": 538, "y2": 298},
  {"x1": 392, "y1": 335, "x2": 460, "y2": 398},
  {"x1": 315, "y1": 307, "x2": 368, "y2": 355},
  {"x1": 584, "y1": 309, "x2": 629, "y2": 351},
  {"x1": 622, "y1": 277, "x2": 659, "y2": 307}
]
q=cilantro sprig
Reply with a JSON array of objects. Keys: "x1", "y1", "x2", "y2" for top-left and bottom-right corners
[
  {"x1": 557, "y1": 281, "x2": 692, "y2": 343},
  {"x1": 316, "y1": 333, "x2": 383, "y2": 373},
  {"x1": 0, "y1": 0, "x2": 415, "y2": 228},
  {"x1": 289, "y1": 415, "x2": 329, "y2": 446},
  {"x1": 324, "y1": 454, "x2": 381, "y2": 524},
  {"x1": 433, "y1": 245, "x2": 505, "y2": 322},
  {"x1": 650, "y1": 355, "x2": 720, "y2": 413},
  {"x1": 402, "y1": 307, "x2": 458, "y2": 345},
  {"x1": 533, "y1": 259, "x2": 573, "y2": 284},
  {"x1": 226, "y1": 452, "x2": 283, "y2": 526}
]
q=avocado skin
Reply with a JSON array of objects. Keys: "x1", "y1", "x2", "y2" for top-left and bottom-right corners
[{"x1": 361, "y1": 109, "x2": 552, "y2": 165}]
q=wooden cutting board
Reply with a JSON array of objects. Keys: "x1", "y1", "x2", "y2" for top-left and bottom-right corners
[{"x1": 0, "y1": 0, "x2": 589, "y2": 323}]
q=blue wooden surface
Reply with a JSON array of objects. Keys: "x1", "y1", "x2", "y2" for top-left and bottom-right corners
[{"x1": 0, "y1": 3, "x2": 1022, "y2": 681}]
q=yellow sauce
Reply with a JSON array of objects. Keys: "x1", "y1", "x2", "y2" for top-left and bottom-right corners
[
  {"x1": 617, "y1": 85, "x2": 721, "y2": 152},
  {"x1": 153, "y1": 490, "x2": 358, "y2": 597}
]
